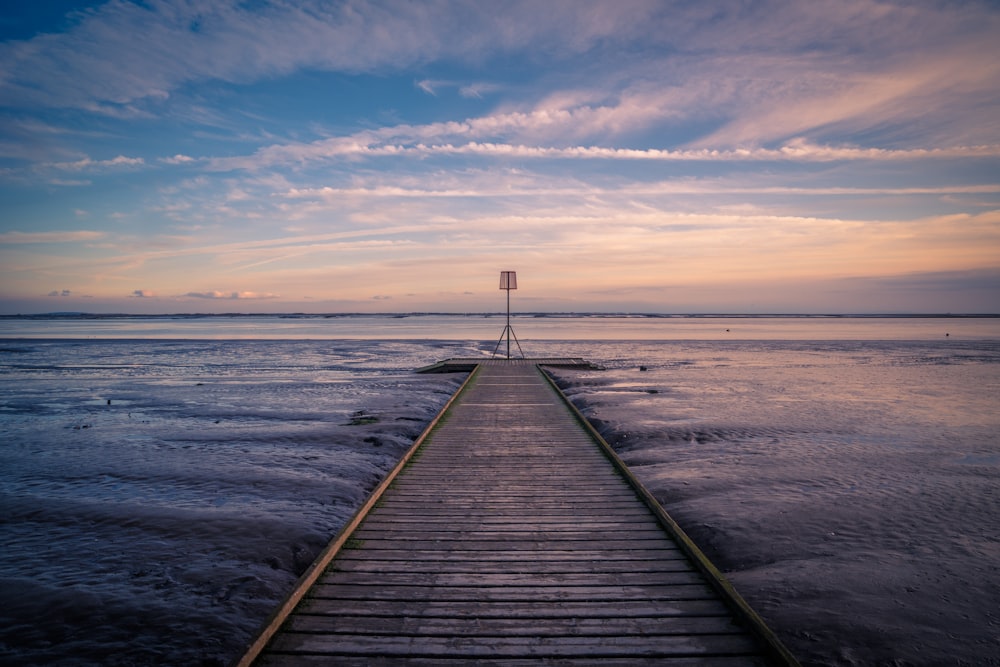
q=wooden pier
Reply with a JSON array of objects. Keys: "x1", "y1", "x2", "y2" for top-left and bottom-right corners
[{"x1": 236, "y1": 360, "x2": 798, "y2": 666}]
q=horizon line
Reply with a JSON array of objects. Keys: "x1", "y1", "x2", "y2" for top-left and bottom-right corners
[{"x1": 3, "y1": 311, "x2": 998, "y2": 319}]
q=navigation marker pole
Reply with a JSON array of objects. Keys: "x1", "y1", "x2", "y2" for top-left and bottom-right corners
[{"x1": 492, "y1": 270, "x2": 524, "y2": 360}]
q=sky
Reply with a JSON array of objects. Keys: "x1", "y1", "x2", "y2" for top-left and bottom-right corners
[{"x1": 1, "y1": 0, "x2": 999, "y2": 314}]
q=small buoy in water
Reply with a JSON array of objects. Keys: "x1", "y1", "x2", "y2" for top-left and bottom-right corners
[
  {"x1": 639, "y1": 365, "x2": 648, "y2": 371},
  {"x1": 107, "y1": 399, "x2": 111, "y2": 405},
  {"x1": 725, "y1": 329, "x2": 730, "y2": 332},
  {"x1": 946, "y1": 333, "x2": 950, "y2": 337}
]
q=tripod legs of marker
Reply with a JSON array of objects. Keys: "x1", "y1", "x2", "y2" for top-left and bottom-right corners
[{"x1": 492, "y1": 282, "x2": 524, "y2": 359}]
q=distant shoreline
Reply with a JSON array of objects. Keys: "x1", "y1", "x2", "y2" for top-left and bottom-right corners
[{"x1": 2, "y1": 312, "x2": 998, "y2": 320}]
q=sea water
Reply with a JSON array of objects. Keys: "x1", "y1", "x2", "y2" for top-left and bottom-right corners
[
  {"x1": 1, "y1": 315, "x2": 998, "y2": 666},
  {"x1": 545, "y1": 337, "x2": 1000, "y2": 667},
  {"x1": 0, "y1": 336, "x2": 473, "y2": 666}
]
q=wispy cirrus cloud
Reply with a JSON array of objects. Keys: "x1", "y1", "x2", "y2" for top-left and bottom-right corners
[
  {"x1": 416, "y1": 79, "x2": 502, "y2": 99},
  {"x1": 47, "y1": 179, "x2": 91, "y2": 187},
  {"x1": 159, "y1": 154, "x2": 198, "y2": 165},
  {"x1": 0, "y1": 0, "x2": 656, "y2": 111},
  {"x1": 408, "y1": 140, "x2": 1000, "y2": 162},
  {"x1": 283, "y1": 180, "x2": 1000, "y2": 201},
  {"x1": 6, "y1": 1, "x2": 992, "y2": 142},
  {"x1": 211, "y1": 128, "x2": 1000, "y2": 172},
  {"x1": 459, "y1": 83, "x2": 502, "y2": 99},
  {"x1": 415, "y1": 79, "x2": 444, "y2": 95},
  {"x1": 45, "y1": 155, "x2": 145, "y2": 171},
  {"x1": 692, "y1": 48, "x2": 1000, "y2": 148},
  {"x1": 0, "y1": 230, "x2": 106, "y2": 244}
]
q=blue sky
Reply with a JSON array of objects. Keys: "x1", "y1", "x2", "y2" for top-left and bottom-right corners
[{"x1": 1, "y1": 0, "x2": 998, "y2": 314}]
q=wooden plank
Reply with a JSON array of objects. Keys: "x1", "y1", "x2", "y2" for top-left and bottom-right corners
[
  {"x1": 258, "y1": 654, "x2": 769, "y2": 667},
  {"x1": 317, "y1": 570, "x2": 708, "y2": 587},
  {"x1": 331, "y1": 558, "x2": 695, "y2": 574},
  {"x1": 350, "y1": 527, "x2": 673, "y2": 540},
  {"x1": 266, "y1": 632, "x2": 763, "y2": 658},
  {"x1": 366, "y1": 506, "x2": 658, "y2": 517},
  {"x1": 283, "y1": 613, "x2": 747, "y2": 636},
  {"x1": 296, "y1": 597, "x2": 735, "y2": 618},
  {"x1": 372, "y1": 498, "x2": 647, "y2": 507},
  {"x1": 331, "y1": 548, "x2": 687, "y2": 562},
  {"x1": 386, "y1": 479, "x2": 636, "y2": 488},
  {"x1": 306, "y1": 582, "x2": 719, "y2": 602},
  {"x1": 358, "y1": 515, "x2": 657, "y2": 524},
  {"x1": 258, "y1": 656, "x2": 771, "y2": 667},
  {"x1": 336, "y1": 538, "x2": 679, "y2": 551},
  {"x1": 376, "y1": 490, "x2": 641, "y2": 498},
  {"x1": 358, "y1": 517, "x2": 660, "y2": 527}
]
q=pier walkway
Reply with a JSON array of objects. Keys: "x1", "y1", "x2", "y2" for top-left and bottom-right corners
[{"x1": 237, "y1": 360, "x2": 797, "y2": 666}]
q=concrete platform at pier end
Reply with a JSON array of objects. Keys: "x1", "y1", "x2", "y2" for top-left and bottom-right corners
[{"x1": 416, "y1": 357, "x2": 602, "y2": 373}]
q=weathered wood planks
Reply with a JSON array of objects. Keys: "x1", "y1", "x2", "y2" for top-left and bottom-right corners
[{"x1": 237, "y1": 361, "x2": 798, "y2": 666}]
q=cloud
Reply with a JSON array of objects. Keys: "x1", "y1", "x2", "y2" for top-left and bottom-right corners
[
  {"x1": 832, "y1": 269, "x2": 1000, "y2": 312},
  {"x1": 218, "y1": 123, "x2": 1000, "y2": 171},
  {"x1": 2, "y1": 2, "x2": 997, "y2": 315},
  {"x1": 693, "y1": 51, "x2": 1000, "y2": 147},
  {"x1": 415, "y1": 79, "x2": 441, "y2": 95},
  {"x1": 183, "y1": 290, "x2": 279, "y2": 300},
  {"x1": 192, "y1": 61, "x2": 1000, "y2": 170},
  {"x1": 160, "y1": 154, "x2": 197, "y2": 165},
  {"x1": 0, "y1": 1, "x2": 659, "y2": 110},
  {"x1": 46, "y1": 155, "x2": 145, "y2": 171},
  {"x1": 46, "y1": 179, "x2": 92, "y2": 187},
  {"x1": 3, "y1": 0, "x2": 997, "y2": 152},
  {"x1": 283, "y1": 178, "x2": 1000, "y2": 201},
  {"x1": 459, "y1": 83, "x2": 501, "y2": 99},
  {"x1": 434, "y1": 140, "x2": 1000, "y2": 162},
  {"x1": 185, "y1": 291, "x2": 235, "y2": 299},
  {"x1": 846, "y1": 268, "x2": 1000, "y2": 294},
  {"x1": 0, "y1": 230, "x2": 105, "y2": 243},
  {"x1": 415, "y1": 79, "x2": 500, "y2": 99}
]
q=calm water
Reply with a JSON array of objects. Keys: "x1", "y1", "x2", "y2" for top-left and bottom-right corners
[
  {"x1": 546, "y1": 337, "x2": 1000, "y2": 666},
  {"x1": 1, "y1": 315, "x2": 998, "y2": 666},
  {"x1": 1, "y1": 313, "x2": 996, "y2": 341}
]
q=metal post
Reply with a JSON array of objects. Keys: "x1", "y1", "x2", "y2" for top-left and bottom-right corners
[{"x1": 506, "y1": 286, "x2": 511, "y2": 359}]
